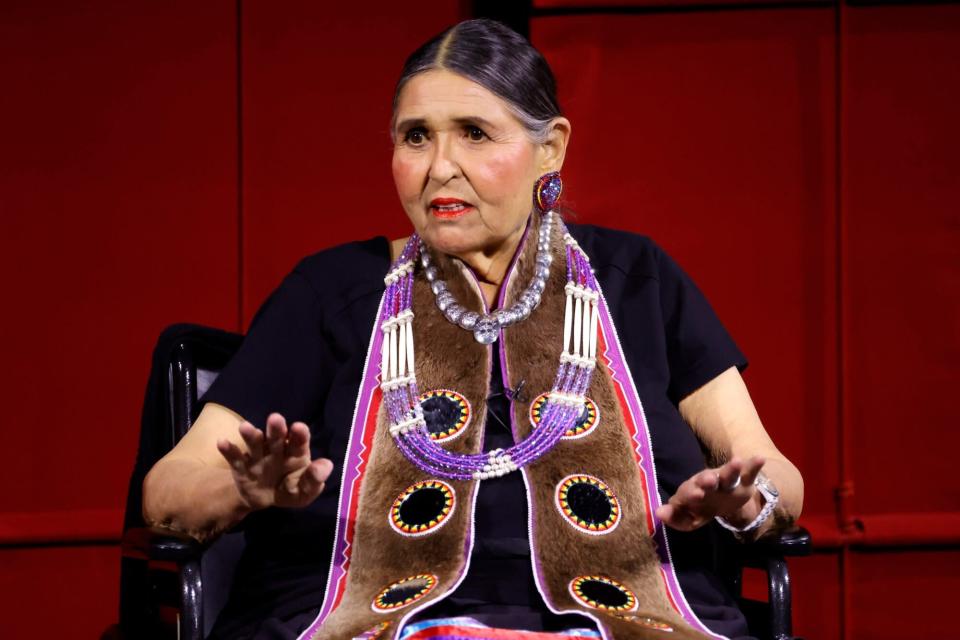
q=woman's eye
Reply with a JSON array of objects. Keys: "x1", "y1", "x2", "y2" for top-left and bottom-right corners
[
  {"x1": 466, "y1": 126, "x2": 486, "y2": 142},
  {"x1": 404, "y1": 128, "x2": 427, "y2": 145}
]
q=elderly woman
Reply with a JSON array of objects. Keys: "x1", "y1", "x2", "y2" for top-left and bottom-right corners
[{"x1": 143, "y1": 18, "x2": 802, "y2": 640}]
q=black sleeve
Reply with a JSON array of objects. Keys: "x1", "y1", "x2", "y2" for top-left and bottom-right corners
[
  {"x1": 200, "y1": 269, "x2": 332, "y2": 429},
  {"x1": 656, "y1": 245, "x2": 748, "y2": 404}
]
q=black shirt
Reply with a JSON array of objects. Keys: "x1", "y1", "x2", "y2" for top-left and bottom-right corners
[{"x1": 201, "y1": 224, "x2": 752, "y2": 639}]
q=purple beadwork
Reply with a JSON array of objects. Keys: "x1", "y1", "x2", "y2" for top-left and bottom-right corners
[
  {"x1": 379, "y1": 220, "x2": 599, "y2": 481},
  {"x1": 534, "y1": 171, "x2": 563, "y2": 214}
]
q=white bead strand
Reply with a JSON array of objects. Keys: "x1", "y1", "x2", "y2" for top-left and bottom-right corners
[
  {"x1": 589, "y1": 298, "x2": 600, "y2": 360},
  {"x1": 573, "y1": 295, "x2": 583, "y2": 358},
  {"x1": 405, "y1": 313, "x2": 416, "y2": 376},
  {"x1": 389, "y1": 323, "x2": 399, "y2": 380},
  {"x1": 581, "y1": 291, "x2": 592, "y2": 358}
]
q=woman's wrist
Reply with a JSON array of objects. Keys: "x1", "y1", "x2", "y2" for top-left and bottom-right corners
[
  {"x1": 715, "y1": 471, "x2": 783, "y2": 539},
  {"x1": 720, "y1": 489, "x2": 764, "y2": 528}
]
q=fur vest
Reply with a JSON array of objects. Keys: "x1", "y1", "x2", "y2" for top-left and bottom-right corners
[{"x1": 298, "y1": 219, "x2": 728, "y2": 640}]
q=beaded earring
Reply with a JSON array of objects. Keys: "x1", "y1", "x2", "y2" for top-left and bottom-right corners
[{"x1": 533, "y1": 171, "x2": 563, "y2": 214}]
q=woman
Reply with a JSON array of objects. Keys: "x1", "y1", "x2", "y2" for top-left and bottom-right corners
[{"x1": 143, "y1": 18, "x2": 803, "y2": 640}]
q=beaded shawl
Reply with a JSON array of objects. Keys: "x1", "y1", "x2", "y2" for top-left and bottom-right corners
[{"x1": 296, "y1": 217, "x2": 729, "y2": 640}]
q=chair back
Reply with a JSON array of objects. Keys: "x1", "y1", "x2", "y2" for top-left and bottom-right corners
[{"x1": 120, "y1": 324, "x2": 244, "y2": 638}]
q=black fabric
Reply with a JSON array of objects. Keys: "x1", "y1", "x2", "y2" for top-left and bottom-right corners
[{"x1": 200, "y1": 225, "x2": 752, "y2": 640}]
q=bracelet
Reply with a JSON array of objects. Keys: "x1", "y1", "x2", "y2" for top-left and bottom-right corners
[{"x1": 714, "y1": 471, "x2": 780, "y2": 536}]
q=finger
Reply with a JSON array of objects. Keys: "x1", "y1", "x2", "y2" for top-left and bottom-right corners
[
  {"x1": 238, "y1": 421, "x2": 265, "y2": 463},
  {"x1": 740, "y1": 455, "x2": 766, "y2": 487},
  {"x1": 297, "y1": 459, "x2": 335, "y2": 503},
  {"x1": 695, "y1": 470, "x2": 720, "y2": 492},
  {"x1": 655, "y1": 504, "x2": 673, "y2": 522},
  {"x1": 716, "y1": 458, "x2": 743, "y2": 492},
  {"x1": 285, "y1": 422, "x2": 311, "y2": 459},
  {"x1": 674, "y1": 484, "x2": 706, "y2": 506},
  {"x1": 265, "y1": 413, "x2": 288, "y2": 456},
  {"x1": 217, "y1": 438, "x2": 249, "y2": 472},
  {"x1": 656, "y1": 503, "x2": 697, "y2": 531}
]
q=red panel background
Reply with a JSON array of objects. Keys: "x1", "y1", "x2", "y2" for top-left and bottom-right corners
[
  {"x1": 842, "y1": 6, "x2": 960, "y2": 516},
  {"x1": 849, "y1": 550, "x2": 960, "y2": 640},
  {"x1": 240, "y1": 1, "x2": 463, "y2": 324},
  {"x1": 0, "y1": 1, "x2": 238, "y2": 636},
  {"x1": 2, "y1": 2, "x2": 958, "y2": 638}
]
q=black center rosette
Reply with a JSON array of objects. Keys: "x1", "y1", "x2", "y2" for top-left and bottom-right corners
[
  {"x1": 419, "y1": 389, "x2": 471, "y2": 441},
  {"x1": 556, "y1": 475, "x2": 621, "y2": 534},
  {"x1": 373, "y1": 574, "x2": 438, "y2": 611},
  {"x1": 390, "y1": 480, "x2": 455, "y2": 536},
  {"x1": 570, "y1": 576, "x2": 637, "y2": 612}
]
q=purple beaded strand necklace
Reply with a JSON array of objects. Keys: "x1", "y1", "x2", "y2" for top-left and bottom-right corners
[{"x1": 379, "y1": 215, "x2": 600, "y2": 481}]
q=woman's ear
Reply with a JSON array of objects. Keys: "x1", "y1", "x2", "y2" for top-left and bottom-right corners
[{"x1": 540, "y1": 117, "x2": 572, "y2": 173}]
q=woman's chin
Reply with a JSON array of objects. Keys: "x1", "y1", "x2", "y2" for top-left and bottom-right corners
[{"x1": 419, "y1": 226, "x2": 484, "y2": 258}]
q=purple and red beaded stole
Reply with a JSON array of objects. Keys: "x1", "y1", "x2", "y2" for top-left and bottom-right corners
[{"x1": 297, "y1": 220, "x2": 729, "y2": 640}]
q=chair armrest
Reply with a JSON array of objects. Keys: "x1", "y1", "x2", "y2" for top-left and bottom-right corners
[
  {"x1": 121, "y1": 526, "x2": 204, "y2": 563},
  {"x1": 739, "y1": 525, "x2": 810, "y2": 571},
  {"x1": 757, "y1": 525, "x2": 811, "y2": 556}
]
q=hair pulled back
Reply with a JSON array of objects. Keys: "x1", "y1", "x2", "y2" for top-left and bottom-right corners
[{"x1": 393, "y1": 19, "x2": 562, "y2": 143}]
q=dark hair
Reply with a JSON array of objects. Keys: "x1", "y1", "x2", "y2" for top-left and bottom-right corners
[{"x1": 392, "y1": 19, "x2": 562, "y2": 142}]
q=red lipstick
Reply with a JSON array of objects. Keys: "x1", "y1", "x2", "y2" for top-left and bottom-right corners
[{"x1": 429, "y1": 197, "x2": 474, "y2": 219}]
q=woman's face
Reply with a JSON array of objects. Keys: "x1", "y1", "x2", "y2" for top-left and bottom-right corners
[{"x1": 392, "y1": 70, "x2": 549, "y2": 261}]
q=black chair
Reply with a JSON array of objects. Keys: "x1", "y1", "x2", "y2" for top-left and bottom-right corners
[
  {"x1": 119, "y1": 324, "x2": 810, "y2": 640},
  {"x1": 119, "y1": 324, "x2": 244, "y2": 640}
]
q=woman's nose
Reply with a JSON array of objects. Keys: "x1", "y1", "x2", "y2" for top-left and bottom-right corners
[{"x1": 428, "y1": 136, "x2": 462, "y2": 184}]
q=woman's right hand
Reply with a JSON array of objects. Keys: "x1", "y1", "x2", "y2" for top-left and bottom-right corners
[{"x1": 216, "y1": 412, "x2": 334, "y2": 511}]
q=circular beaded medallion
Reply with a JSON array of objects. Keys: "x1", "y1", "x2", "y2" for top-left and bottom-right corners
[
  {"x1": 569, "y1": 575, "x2": 637, "y2": 612},
  {"x1": 389, "y1": 480, "x2": 456, "y2": 537},
  {"x1": 555, "y1": 474, "x2": 621, "y2": 535},
  {"x1": 613, "y1": 614, "x2": 674, "y2": 632},
  {"x1": 530, "y1": 392, "x2": 600, "y2": 440},
  {"x1": 372, "y1": 574, "x2": 438, "y2": 612},
  {"x1": 419, "y1": 389, "x2": 471, "y2": 442}
]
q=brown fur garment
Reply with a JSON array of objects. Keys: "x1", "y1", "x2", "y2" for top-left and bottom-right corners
[{"x1": 313, "y1": 219, "x2": 715, "y2": 639}]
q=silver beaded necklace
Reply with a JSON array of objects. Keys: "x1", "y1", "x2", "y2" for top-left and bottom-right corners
[{"x1": 419, "y1": 213, "x2": 555, "y2": 344}]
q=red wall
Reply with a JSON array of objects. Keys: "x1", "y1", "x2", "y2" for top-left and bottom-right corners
[
  {"x1": 531, "y1": 3, "x2": 960, "y2": 639},
  {"x1": 0, "y1": 2, "x2": 957, "y2": 639}
]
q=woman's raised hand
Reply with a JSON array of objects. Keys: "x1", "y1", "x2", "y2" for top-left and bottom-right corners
[
  {"x1": 216, "y1": 412, "x2": 334, "y2": 511},
  {"x1": 655, "y1": 455, "x2": 765, "y2": 532}
]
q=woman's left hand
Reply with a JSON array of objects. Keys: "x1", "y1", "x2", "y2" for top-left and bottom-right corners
[{"x1": 655, "y1": 455, "x2": 766, "y2": 532}]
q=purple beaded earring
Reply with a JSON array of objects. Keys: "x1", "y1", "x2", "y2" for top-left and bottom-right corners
[{"x1": 533, "y1": 171, "x2": 563, "y2": 214}]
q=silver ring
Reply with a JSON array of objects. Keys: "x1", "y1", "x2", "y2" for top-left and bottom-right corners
[{"x1": 723, "y1": 475, "x2": 741, "y2": 492}]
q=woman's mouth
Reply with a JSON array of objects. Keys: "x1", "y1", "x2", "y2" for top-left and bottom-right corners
[{"x1": 429, "y1": 198, "x2": 473, "y2": 219}]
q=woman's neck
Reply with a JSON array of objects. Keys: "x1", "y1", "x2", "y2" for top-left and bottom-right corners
[
  {"x1": 455, "y1": 223, "x2": 528, "y2": 310},
  {"x1": 389, "y1": 218, "x2": 530, "y2": 311}
]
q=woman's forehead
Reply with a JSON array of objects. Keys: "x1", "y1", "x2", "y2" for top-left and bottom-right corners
[{"x1": 394, "y1": 69, "x2": 517, "y2": 127}]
